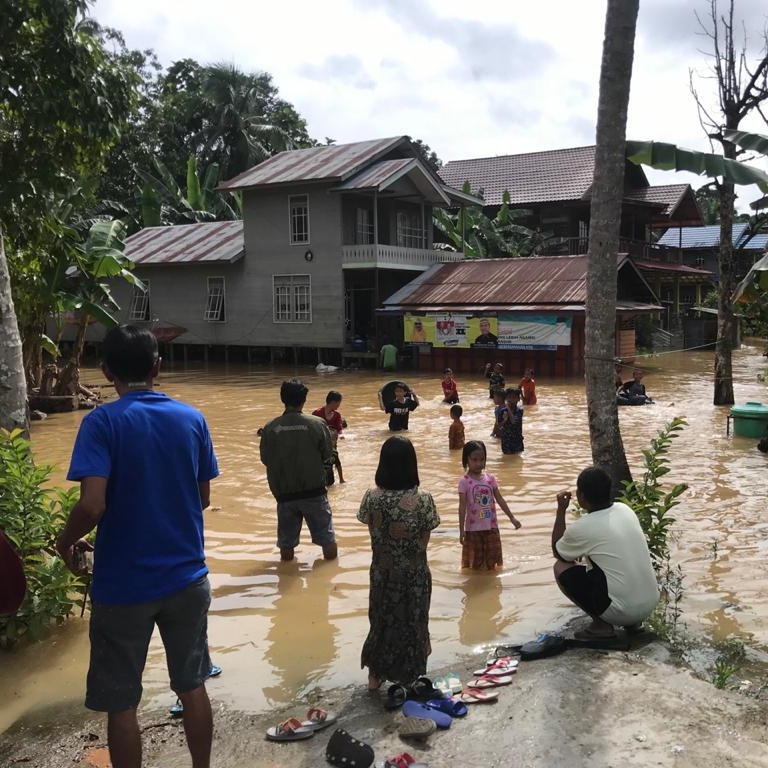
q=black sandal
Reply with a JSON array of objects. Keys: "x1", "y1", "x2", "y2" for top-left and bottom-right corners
[
  {"x1": 407, "y1": 677, "x2": 444, "y2": 702},
  {"x1": 384, "y1": 683, "x2": 408, "y2": 710},
  {"x1": 326, "y1": 728, "x2": 375, "y2": 767}
]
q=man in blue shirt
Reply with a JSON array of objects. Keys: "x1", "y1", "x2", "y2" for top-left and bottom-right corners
[{"x1": 56, "y1": 325, "x2": 218, "y2": 768}]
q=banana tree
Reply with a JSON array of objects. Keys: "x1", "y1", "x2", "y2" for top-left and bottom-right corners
[
  {"x1": 50, "y1": 219, "x2": 143, "y2": 396},
  {"x1": 138, "y1": 155, "x2": 241, "y2": 226},
  {"x1": 433, "y1": 187, "x2": 558, "y2": 259},
  {"x1": 626, "y1": 139, "x2": 768, "y2": 405}
]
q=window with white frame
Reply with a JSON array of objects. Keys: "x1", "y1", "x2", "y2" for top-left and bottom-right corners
[
  {"x1": 205, "y1": 276, "x2": 226, "y2": 322},
  {"x1": 273, "y1": 274, "x2": 312, "y2": 322},
  {"x1": 289, "y1": 194, "x2": 310, "y2": 244},
  {"x1": 356, "y1": 207, "x2": 373, "y2": 244},
  {"x1": 129, "y1": 280, "x2": 150, "y2": 321},
  {"x1": 396, "y1": 210, "x2": 423, "y2": 248}
]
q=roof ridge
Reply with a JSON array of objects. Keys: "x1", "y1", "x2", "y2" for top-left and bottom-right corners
[{"x1": 442, "y1": 145, "x2": 596, "y2": 166}]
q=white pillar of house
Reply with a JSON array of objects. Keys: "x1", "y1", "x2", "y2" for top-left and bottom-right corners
[
  {"x1": 420, "y1": 201, "x2": 425, "y2": 248},
  {"x1": 373, "y1": 190, "x2": 379, "y2": 247}
]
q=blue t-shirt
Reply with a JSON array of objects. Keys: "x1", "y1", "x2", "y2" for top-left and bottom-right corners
[{"x1": 67, "y1": 390, "x2": 219, "y2": 605}]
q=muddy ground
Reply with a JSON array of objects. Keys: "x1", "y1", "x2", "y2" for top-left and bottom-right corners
[{"x1": 4, "y1": 637, "x2": 768, "y2": 768}]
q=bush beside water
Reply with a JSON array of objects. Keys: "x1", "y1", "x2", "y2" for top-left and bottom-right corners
[{"x1": 0, "y1": 429, "x2": 82, "y2": 648}]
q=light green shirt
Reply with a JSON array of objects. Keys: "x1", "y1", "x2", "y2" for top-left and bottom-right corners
[{"x1": 380, "y1": 344, "x2": 398, "y2": 370}]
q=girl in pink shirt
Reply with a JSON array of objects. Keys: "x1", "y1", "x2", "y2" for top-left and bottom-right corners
[{"x1": 458, "y1": 440, "x2": 521, "y2": 569}]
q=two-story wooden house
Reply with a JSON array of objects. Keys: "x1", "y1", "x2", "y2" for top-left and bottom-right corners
[
  {"x1": 438, "y1": 145, "x2": 714, "y2": 332},
  {"x1": 110, "y1": 137, "x2": 480, "y2": 364}
]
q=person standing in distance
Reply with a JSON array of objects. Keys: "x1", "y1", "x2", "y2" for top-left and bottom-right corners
[
  {"x1": 260, "y1": 378, "x2": 337, "y2": 562},
  {"x1": 56, "y1": 325, "x2": 219, "y2": 768}
]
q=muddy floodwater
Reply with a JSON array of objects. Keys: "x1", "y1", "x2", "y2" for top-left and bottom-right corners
[{"x1": 2, "y1": 343, "x2": 767, "y2": 734}]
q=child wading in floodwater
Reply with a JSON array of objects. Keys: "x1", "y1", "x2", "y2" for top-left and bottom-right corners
[
  {"x1": 484, "y1": 362, "x2": 505, "y2": 399},
  {"x1": 500, "y1": 387, "x2": 524, "y2": 455},
  {"x1": 519, "y1": 368, "x2": 537, "y2": 405},
  {"x1": 326, "y1": 428, "x2": 345, "y2": 485},
  {"x1": 458, "y1": 440, "x2": 521, "y2": 569},
  {"x1": 448, "y1": 404, "x2": 465, "y2": 450},
  {"x1": 491, "y1": 388, "x2": 505, "y2": 438},
  {"x1": 441, "y1": 368, "x2": 459, "y2": 404}
]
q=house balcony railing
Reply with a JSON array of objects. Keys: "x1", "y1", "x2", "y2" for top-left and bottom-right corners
[
  {"x1": 342, "y1": 244, "x2": 464, "y2": 270},
  {"x1": 536, "y1": 236, "x2": 683, "y2": 263}
]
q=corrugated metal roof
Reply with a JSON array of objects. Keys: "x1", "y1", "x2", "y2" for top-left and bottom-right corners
[
  {"x1": 624, "y1": 184, "x2": 689, "y2": 215},
  {"x1": 657, "y1": 223, "x2": 768, "y2": 250},
  {"x1": 337, "y1": 158, "x2": 414, "y2": 190},
  {"x1": 381, "y1": 255, "x2": 599, "y2": 308},
  {"x1": 380, "y1": 301, "x2": 661, "y2": 314},
  {"x1": 218, "y1": 137, "x2": 406, "y2": 190},
  {"x1": 126, "y1": 221, "x2": 244, "y2": 265},
  {"x1": 439, "y1": 146, "x2": 597, "y2": 206},
  {"x1": 633, "y1": 260, "x2": 712, "y2": 276}
]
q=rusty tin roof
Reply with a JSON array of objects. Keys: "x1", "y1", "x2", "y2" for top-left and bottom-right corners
[
  {"x1": 218, "y1": 137, "x2": 407, "y2": 191},
  {"x1": 381, "y1": 254, "x2": 660, "y2": 312},
  {"x1": 126, "y1": 221, "x2": 244, "y2": 266}
]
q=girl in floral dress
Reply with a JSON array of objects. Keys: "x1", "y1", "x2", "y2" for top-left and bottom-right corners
[
  {"x1": 458, "y1": 440, "x2": 521, "y2": 569},
  {"x1": 358, "y1": 437, "x2": 440, "y2": 689}
]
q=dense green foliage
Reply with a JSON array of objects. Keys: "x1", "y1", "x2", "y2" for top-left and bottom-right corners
[
  {"x1": 0, "y1": 430, "x2": 81, "y2": 648},
  {"x1": 434, "y1": 187, "x2": 559, "y2": 258},
  {"x1": 619, "y1": 416, "x2": 689, "y2": 570}
]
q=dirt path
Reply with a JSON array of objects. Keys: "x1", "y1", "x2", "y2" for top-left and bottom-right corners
[{"x1": 4, "y1": 640, "x2": 768, "y2": 768}]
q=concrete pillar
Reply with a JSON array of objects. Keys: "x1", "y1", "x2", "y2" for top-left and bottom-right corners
[
  {"x1": 269, "y1": 347, "x2": 275, "y2": 365},
  {"x1": 183, "y1": 344, "x2": 188, "y2": 366},
  {"x1": 674, "y1": 278, "x2": 680, "y2": 318},
  {"x1": 203, "y1": 345, "x2": 209, "y2": 366}
]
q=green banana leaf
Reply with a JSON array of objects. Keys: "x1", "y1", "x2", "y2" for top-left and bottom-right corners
[{"x1": 626, "y1": 140, "x2": 768, "y2": 192}]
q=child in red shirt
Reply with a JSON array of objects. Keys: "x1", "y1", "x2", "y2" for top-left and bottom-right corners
[
  {"x1": 312, "y1": 390, "x2": 344, "y2": 433},
  {"x1": 519, "y1": 369, "x2": 537, "y2": 405},
  {"x1": 441, "y1": 368, "x2": 459, "y2": 404}
]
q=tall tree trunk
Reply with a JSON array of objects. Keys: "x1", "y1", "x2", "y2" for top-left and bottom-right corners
[
  {"x1": 22, "y1": 320, "x2": 44, "y2": 390},
  {"x1": 714, "y1": 143, "x2": 737, "y2": 405},
  {"x1": 584, "y1": 0, "x2": 638, "y2": 494},
  {"x1": 0, "y1": 227, "x2": 29, "y2": 433}
]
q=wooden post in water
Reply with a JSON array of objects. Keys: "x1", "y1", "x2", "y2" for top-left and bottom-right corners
[
  {"x1": 224, "y1": 345, "x2": 229, "y2": 366},
  {"x1": 203, "y1": 345, "x2": 209, "y2": 366},
  {"x1": 183, "y1": 344, "x2": 188, "y2": 366}
]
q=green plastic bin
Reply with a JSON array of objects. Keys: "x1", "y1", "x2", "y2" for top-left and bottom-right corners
[{"x1": 730, "y1": 402, "x2": 768, "y2": 438}]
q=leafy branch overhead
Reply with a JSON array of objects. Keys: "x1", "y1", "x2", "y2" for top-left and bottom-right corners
[{"x1": 625, "y1": 141, "x2": 768, "y2": 194}]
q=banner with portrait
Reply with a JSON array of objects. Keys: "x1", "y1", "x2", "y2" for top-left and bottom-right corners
[
  {"x1": 403, "y1": 315, "x2": 435, "y2": 345},
  {"x1": 497, "y1": 314, "x2": 572, "y2": 350}
]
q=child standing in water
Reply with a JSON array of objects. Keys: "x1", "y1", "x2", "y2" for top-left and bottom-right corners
[
  {"x1": 501, "y1": 388, "x2": 524, "y2": 454},
  {"x1": 458, "y1": 440, "x2": 521, "y2": 569},
  {"x1": 385, "y1": 383, "x2": 419, "y2": 431},
  {"x1": 519, "y1": 368, "x2": 537, "y2": 405},
  {"x1": 484, "y1": 362, "x2": 505, "y2": 399},
  {"x1": 325, "y1": 428, "x2": 345, "y2": 485},
  {"x1": 491, "y1": 388, "x2": 506, "y2": 438},
  {"x1": 448, "y1": 404, "x2": 465, "y2": 450},
  {"x1": 441, "y1": 368, "x2": 460, "y2": 404}
]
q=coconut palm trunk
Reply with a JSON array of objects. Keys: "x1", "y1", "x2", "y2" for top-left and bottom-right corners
[
  {"x1": 584, "y1": 0, "x2": 638, "y2": 492},
  {"x1": 0, "y1": 228, "x2": 29, "y2": 433}
]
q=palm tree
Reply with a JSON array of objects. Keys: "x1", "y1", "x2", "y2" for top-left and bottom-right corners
[
  {"x1": 199, "y1": 64, "x2": 303, "y2": 180},
  {"x1": 584, "y1": 0, "x2": 639, "y2": 493}
]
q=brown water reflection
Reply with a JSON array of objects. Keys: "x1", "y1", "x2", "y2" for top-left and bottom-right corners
[{"x1": 1, "y1": 343, "x2": 767, "y2": 732}]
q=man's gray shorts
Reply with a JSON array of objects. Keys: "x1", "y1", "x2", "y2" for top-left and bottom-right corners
[
  {"x1": 276, "y1": 494, "x2": 335, "y2": 549},
  {"x1": 86, "y1": 576, "x2": 211, "y2": 712}
]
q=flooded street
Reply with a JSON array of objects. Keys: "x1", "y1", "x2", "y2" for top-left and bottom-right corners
[{"x1": 2, "y1": 343, "x2": 767, "y2": 734}]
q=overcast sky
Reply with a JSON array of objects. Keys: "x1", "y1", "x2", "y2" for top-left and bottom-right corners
[{"x1": 94, "y1": 0, "x2": 768, "y2": 208}]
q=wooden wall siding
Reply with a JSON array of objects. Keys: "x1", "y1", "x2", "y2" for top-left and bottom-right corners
[
  {"x1": 618, "y1": 329, "x2": 636, "y2": 360},
  {"x1": 417, "y1": 317, "x2": 587, "y2": 378}
]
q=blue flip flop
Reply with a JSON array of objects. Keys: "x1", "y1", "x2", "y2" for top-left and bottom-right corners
[
  {"x1": 402, "y1": 699, "x2": 451, "y2": 729},
  {"x1": 426, "y1": 697, "x2": 468, "y2": 718}
]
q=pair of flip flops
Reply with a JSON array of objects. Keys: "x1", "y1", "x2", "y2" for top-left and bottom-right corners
[
  {"x1": 473, "y1": 657, "x2": 519, "y2": 677},
  {"x1": 326, "y1": 728, "x2": 374, "y2": 767},
  {"x1": 376, "y1": 754, "x2": 428, "y2": 768},
  {"x1": 459, "y1": 687, "x2": 499, "y2": 704},
  {"x1": 265, "y1": 707, "x2": 337, "y2": 742},
  {"x1": 466, "y1": 672, "x2": 515, "y2": 689}
]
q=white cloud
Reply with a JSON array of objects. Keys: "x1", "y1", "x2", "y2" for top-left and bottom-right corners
[{"x1": 94, "y1": 0, "x2": 768, "y2": 209}]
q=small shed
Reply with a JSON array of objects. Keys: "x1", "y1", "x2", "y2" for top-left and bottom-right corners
[{"x1": 379, "y1": 254, "x2": 661, "y2": 377}]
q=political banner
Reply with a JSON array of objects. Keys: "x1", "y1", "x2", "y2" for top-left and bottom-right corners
[
  {"x1": 404, "y1": 315, "x2": 435, "y2": 345},
  {"x1": 497, "y1": 315, "x2": 572, "y2": 350}
]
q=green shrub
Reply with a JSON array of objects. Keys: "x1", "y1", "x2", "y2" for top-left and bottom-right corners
[
  {"x1": 0, "y1": 429, "x2": 82, "y2": 648},
  {"x1": 619, "y1": 417, "x2": 689, "y2": 570}
]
